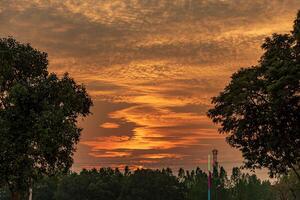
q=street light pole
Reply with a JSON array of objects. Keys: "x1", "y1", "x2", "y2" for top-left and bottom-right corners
[{"x1": 208, "y1": 154, "x2": 211, "y2": 200}]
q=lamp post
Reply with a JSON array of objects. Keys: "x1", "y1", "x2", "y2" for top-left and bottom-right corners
[{"x1": 208, "y1": 154, "x2": 211, "y2": 200}]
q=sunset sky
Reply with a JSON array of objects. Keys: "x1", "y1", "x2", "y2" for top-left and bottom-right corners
[{"x1": 1, "y1": 0, "x2": 300, "y2": 177}]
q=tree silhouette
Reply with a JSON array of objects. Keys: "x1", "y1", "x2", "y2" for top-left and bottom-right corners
[
  {"x1": 0, "y1": 167, "x2": 278, "y2": 200},
  {"x1": 119, "y1": 168, "x2": 185, "y2": 200},
  {"x1": 0, "y1": 38, "x2": 92, "y2": 200},
  {"x1": 208, "y1": 11, "x2": 300, "y2": 180}
]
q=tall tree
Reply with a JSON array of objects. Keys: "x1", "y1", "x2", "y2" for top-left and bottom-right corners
[
  {"x1": 0, "y1": 38, "x2": 92, "y2": 200},
  {"x1": 56, "y1": 168, "x2": 123, "y2": 200},
  {"x1": 184, "y1": 167, "x2": 208, "y2": 200},
  {"x1": 208, "y1": 11, "x2": 300, "y2": 180},
  {"x1": 119, "y1": 169, "x2": 185, "y2": 200}
]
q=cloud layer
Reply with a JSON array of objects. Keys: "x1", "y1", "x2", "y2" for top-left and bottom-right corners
[{"x1": 1, "y1": 0, "x2": 299, "y2": 175}]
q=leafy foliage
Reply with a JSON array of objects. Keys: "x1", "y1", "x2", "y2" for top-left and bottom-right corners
[
  {"x1": 208, "y1": 11, "x2": 300, "y2": 178},
  {"x1": 56, "y1": 168, "x2": 123, "y2": 200},
  {"x1": 0, "y1": 37, "x2": 92, "y2": 198},
  {"x1": 119, "y1": 168, "x2": 185, "y2": 200},
  {"x1": 274, "y1": 169, "x2": 300, "y2": 199},
  {"x1": 0, "y1": 166, "x2": 279, "y2": 200},
  {"x1": 53, "y1": 167, "x2": 186, "y2": 200}
]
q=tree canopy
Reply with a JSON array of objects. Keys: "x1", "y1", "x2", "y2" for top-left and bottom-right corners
[
  {"x1": 0, "y1": 166, "x2": 279, "y2": 200},
  {"x1": 0, "y1": 37, "x2": 92, "y2": 199},
  {"x1": 208, "y1": 11, "x2": 300, "y2": 179}
]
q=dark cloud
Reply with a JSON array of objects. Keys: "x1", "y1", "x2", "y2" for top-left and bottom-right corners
[{"x1": 78, "y1": 100, "x2": 138, "y2": 140}]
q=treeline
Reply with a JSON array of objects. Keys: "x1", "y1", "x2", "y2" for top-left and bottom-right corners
[{"x1": 1, "y1": 166, "x2": 299, "y2": 200}]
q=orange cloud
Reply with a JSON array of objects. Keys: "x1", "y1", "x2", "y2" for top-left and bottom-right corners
[
  {"x1": 89, "y1": 151, "x2": 131, "y2": 158},
  {"x1": 100, "y1": 122, "x2": 120, "y2": 129},
  {"x1": 142, "y1": 153, "x2": 185, "y2": 159}
]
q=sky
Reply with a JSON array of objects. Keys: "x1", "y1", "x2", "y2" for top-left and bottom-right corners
[{"x1": 1, "y1": 0, "x2": 300, "y2": 178}]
